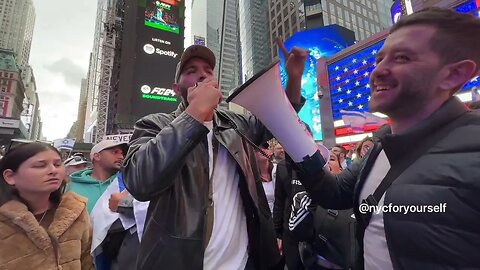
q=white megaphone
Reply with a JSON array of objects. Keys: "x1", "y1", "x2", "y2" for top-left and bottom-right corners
[{"x1": 226, "y1": 59, "x2": 329, "y2": 163}]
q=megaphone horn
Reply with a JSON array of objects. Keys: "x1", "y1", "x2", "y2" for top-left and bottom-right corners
[{"x1": 226, "y1": 60, "x2": 325, "y2": 163}]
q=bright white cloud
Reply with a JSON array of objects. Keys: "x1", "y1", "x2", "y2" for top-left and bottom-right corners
[{"x1": 30, "y1": 0, "x2": 96, "y2": 140}]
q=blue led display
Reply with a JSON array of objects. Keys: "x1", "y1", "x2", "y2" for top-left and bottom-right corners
[
  {"x1": 278, "y1": 25, "x2": 355, "y2": 140},
  {"x1": 454, "y1": 0, "x2": 480, "y2": 16},
  {"x1": 390, "y1": 0, "x2": 403, "y2": 24}
]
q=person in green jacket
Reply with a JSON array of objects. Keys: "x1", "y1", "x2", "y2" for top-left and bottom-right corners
[{"x1": 69, "y1": 140, "x2": 128, "y2": 213}]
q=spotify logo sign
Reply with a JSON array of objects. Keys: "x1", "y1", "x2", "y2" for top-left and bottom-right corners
[
  {"x1": 143, "y1": 43, "x2": 178, "y2": 58},
  {"x1": 143, "y1": 44, "x2": 155, "y2": 54}
]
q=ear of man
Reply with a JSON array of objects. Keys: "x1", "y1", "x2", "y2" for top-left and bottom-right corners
[{"x1": 439, "y1": 60, "x2": 477, "y2": 95}]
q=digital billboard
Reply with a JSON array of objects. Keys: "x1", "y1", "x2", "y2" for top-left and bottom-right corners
[
  {"x1": 390, "y1": 0, "x2": 403, "y2": 24},
  {"x1": 327, "y1": 39, "x2": 480, "y2": 121},
  {"x1": 144, "y1": 0, "x2": 182, "y2": 34},
  {"x1": 278, "y1": 25, "x2": 355, "y2": 140},
  {"x1": 328, "y1": 40, "x2": 384, "y2": 121},
  {"x1": 130, "y1": 0, "x2": 185, "y2": 118},
  {"x1": 454, "y1": 0, "x2": 480, "y2": 17}
]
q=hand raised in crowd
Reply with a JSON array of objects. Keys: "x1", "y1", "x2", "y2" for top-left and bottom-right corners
[
  {"x1": 276, "y1": 36, "x2": 309, "y2": 104},
  {"x1": 109, "y1": 190, "x2": 129, "y2": 212},
  {"x1": 186, "y1": 78, "x2": 222, "y2": 122},
  {"x1": 276, "y1": 36, "x2": 309, "y2": 80}
]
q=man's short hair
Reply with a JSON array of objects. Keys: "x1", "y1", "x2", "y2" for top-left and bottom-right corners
[
  {"x1": 390, "y1": 7, "x2": 480, "y2": 71},
  {"x1": 333, "y1": 144, "x2": 347, "y2": 155}
]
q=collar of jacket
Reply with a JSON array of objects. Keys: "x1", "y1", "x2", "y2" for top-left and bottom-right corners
[
  {"x1": 377, "y1": 97, "x2": 469, "y2": 164},
  {"x1": 0, "y1": 192, "x2": 87, "y2": 250},
  {"x1": 173, "y1": 101, "x2": 235, "y2": 130}
]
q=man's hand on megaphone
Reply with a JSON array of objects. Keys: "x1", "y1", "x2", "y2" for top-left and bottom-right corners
[{"x1": 185, "y1": 78, "x2": 222, "y2": 122}]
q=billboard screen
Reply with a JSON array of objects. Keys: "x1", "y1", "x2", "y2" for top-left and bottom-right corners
[
  {"x1": 144, "y1": 0, "x2": 182, "y2": 34},
  {"x1": 454, "y1": 0, "x2": 480, "y2": 17},
  {"x1": 327, "y1": 39, "x2": 480, "y2": 121},
  {"x1": 278, "y1": 25, "x2": 355, "y2": 140},
  {"x1": 390, "y1": 0, "x2": 403, "y2": 24},
  {"x1": 130, "y1": 0, "x2": 184, "y2": 118},
  {"x1": 328, "y1": 40, "x2": 385, "y2": 121}
]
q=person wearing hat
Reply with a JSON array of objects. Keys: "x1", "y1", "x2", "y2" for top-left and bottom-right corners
[
  {"x1": 69, "y1": 140, "x2": 128, "y2": 213},
  {"x1": 82, "y1": 140, "x2": 140, "y2": 270},
  {"x1": 64, "y1": 153, "x2": 89, "y2": 178},
  {"x1": 123, "y1": 43, "x2": 309, "y2": 269}
]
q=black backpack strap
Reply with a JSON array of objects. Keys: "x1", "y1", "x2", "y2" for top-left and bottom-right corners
[
  {"x1": 313, "y1": 209, "x2": 346, "y2": 266},
  {"x1": 362, "y1": 111, "x2": 477, "y2": 224}
]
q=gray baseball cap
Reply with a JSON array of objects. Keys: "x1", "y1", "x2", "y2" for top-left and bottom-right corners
[
  {"x1": 175, "y1": 45, "x2": 216, "y2": 83},
  {"x1": 90, "y1": 140, "x2": 128, "y2": 160}
]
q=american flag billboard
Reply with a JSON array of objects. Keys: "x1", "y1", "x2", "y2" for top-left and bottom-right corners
[{"x1": 327, "y1": 40, "x2": 480, "y2": 121}]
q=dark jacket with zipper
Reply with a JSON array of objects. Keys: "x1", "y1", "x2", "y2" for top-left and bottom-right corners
[
  {"x1": 123, "y1": 102, "x2": 304, "y2": 270},
  {"x1": 296, "y1": 97, "x2": 480, "y2": 270},
  {"x1": 273, "y1": 159, "x2": 299, "y2": 240}
]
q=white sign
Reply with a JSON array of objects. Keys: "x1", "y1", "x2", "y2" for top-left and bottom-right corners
[
  {"x1": 142, "y1": 43, "x2": 178, "y2": 58},
  {"x1": 151, "y1": 38, "x2": 171, "y2": 45},
  {"x1": 104, "y1": 134, "x2": 133, "y2": 143},
  {"x1": 0, "y1": 118, "x2": 20, "y2": 128}
]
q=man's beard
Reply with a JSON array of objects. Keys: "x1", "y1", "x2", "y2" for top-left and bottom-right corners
[
  {"x1": 179, "y1": 85, "x2": 189, "y2": 105},
  {"x1": 370, "y1": 76, "x2": 434, "y2": 119}
]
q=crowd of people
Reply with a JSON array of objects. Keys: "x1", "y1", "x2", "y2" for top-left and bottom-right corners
[{"x1": 0, "y1": 7, "x2": 479, "y2": 270}]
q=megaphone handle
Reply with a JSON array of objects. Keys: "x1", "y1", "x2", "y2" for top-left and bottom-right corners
[{"x1": 228, "y1": 120, "x2": 273, "y2": 161}]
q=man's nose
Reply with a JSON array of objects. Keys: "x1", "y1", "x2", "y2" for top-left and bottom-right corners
[
  {"x1": 372, "y1": 60, "x2": 391, "y2": 78},
  {"x1": 199, "y1": 68, "x2": 212, "y2": 81}
]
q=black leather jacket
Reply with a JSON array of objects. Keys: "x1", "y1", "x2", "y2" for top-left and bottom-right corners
[
  {"x1": 296, "y1": 98, "x2": 480, "y2": 270},
  {"x1": 123, "y1": 102, "x2": 285, "y2": 270}
]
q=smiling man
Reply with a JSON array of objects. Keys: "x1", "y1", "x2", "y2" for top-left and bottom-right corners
[{"x1": 291, "y1": 7, "x2": 480, "y2": 270}]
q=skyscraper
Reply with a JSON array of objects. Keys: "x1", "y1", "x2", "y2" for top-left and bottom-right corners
[
  {"x1": 218, "y1": 0, "x2": 242, "y2": 101},
  {"x1": 20, "y1": 65, "x2": 41, "y2": 140},
  {"x1": 0, "y1": 0, "x2": 35, "y2": 68},
  {"x1": 268, "y1": 0, "x2": 306, "y2": 59},
  {"x1": 239, "y1": 0, "x2": 272, "y2": 82},
  {"x1": 268, "y1": 0, "x2": 393, "y2": 54},
  {"x1": 305, "y1": 0, "x2": 391, "y2": 40},
  {"x1": 0, "y1": 49, "x2": 30, "y2": 143},
  {"x1": 189, "y1": 0, "x2": 242, "y2": 108}
]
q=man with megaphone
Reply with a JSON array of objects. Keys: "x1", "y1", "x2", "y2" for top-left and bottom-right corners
[
  {"x1": 284, "y1": 8, "x2": 480, "y2": 270},
  {"x1": 122, "y1": 43, "x2": 309, "y2": 270}
]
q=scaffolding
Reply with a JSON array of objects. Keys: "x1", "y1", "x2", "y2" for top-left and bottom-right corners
[{"x1": 94, "y1": 0, "x2": 119, "y2": 143}]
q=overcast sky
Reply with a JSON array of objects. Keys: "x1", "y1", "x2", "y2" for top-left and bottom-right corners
[{"x1": 30, "y1": 0, "x2": 97, "y2": 140}]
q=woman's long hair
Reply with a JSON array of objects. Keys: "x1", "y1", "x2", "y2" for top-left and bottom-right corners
[
  {"x1": 355, "y1": 137, "x2": 374, "y2": 159},
  {"x1": 0, "y1": 142, "x2": 66, "y2": 208}
]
